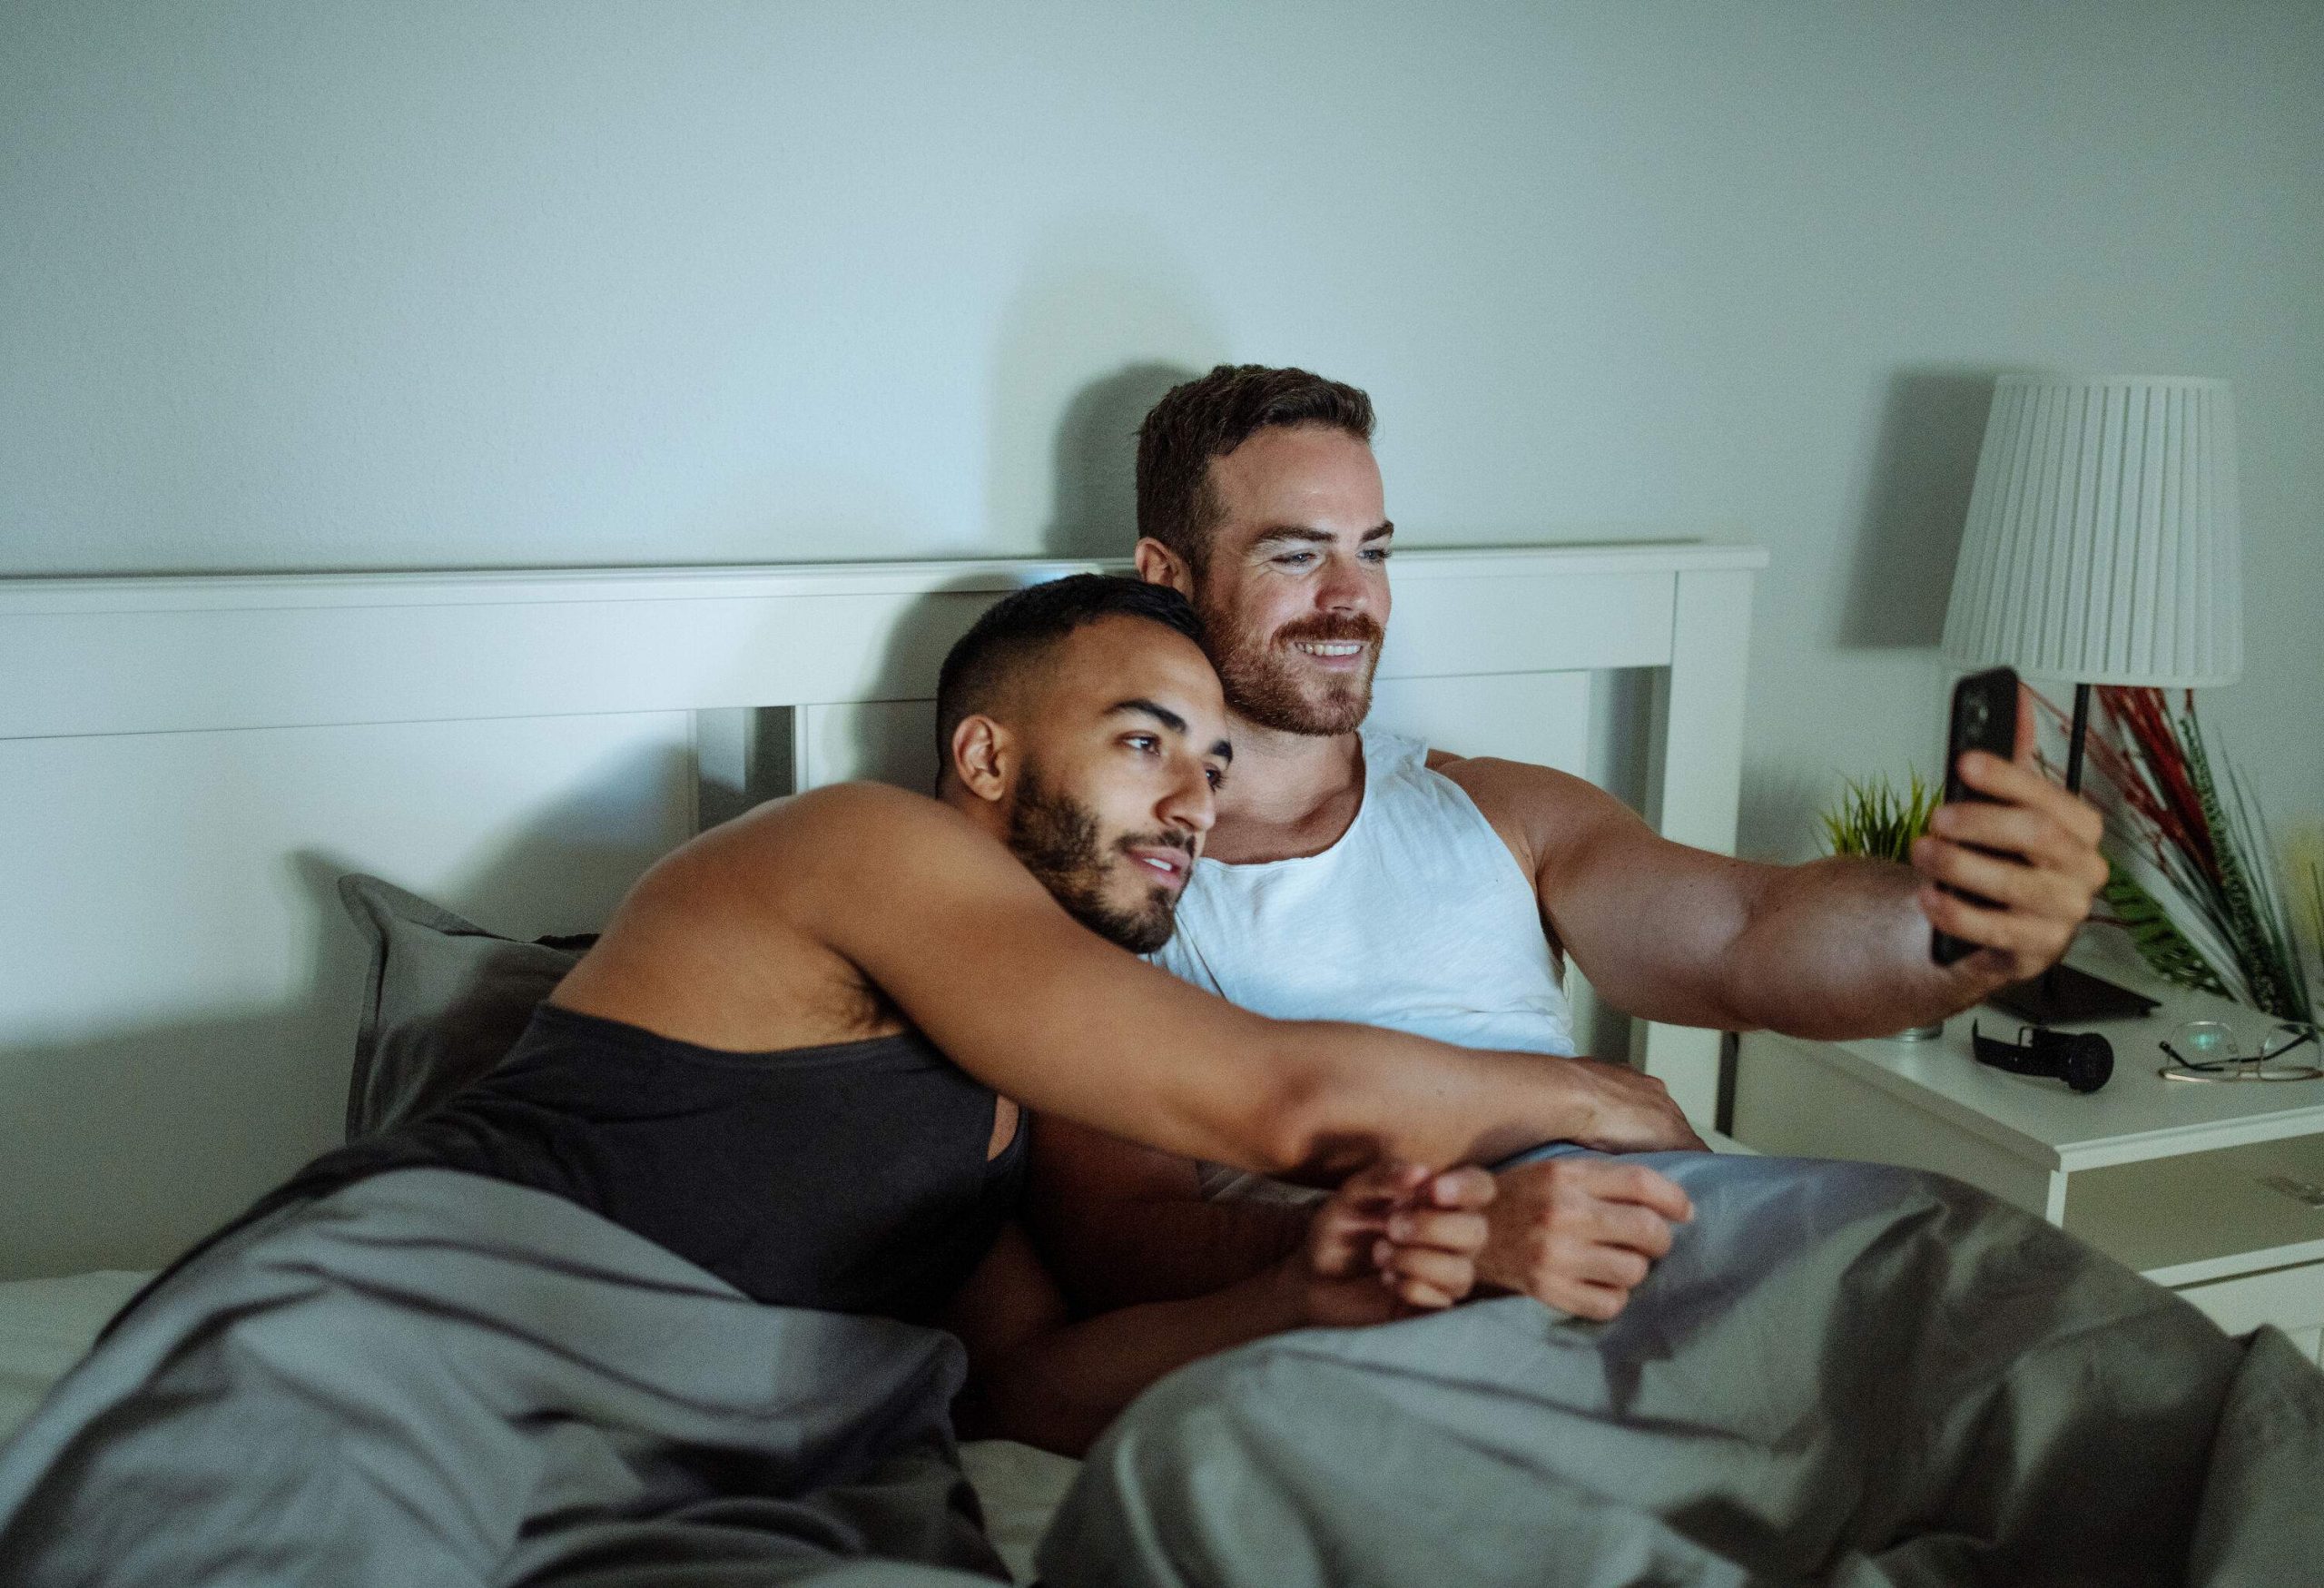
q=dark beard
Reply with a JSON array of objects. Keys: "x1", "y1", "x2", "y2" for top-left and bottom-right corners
[
  {"x1": 1006, "y1": 768, "x2": 1186, "y2": 954},
  {"x1": 1212, "y1": 611, "x2": 1382, "y2": 736}
]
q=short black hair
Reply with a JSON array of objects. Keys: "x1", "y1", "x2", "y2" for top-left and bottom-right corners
[
  {"x1": 1136, "y1": 364, "x2": 1375, "y2": 573},
  {"x1": 933, "y1": 575, "x2": 1207, "y2": 789}
]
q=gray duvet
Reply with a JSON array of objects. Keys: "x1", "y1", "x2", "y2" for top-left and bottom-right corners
[
  {"x1": 1039, "y1": 1152, "x2": 2324, "y2": 1586},
  {"x1": 4, "y1": 1155, "x2": 2317, "y2": 1587},
  {"x1": 0, "y1": 1169, "x2": 1009, "y2": 1586}
]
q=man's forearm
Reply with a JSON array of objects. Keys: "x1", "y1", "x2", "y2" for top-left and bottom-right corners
[
  {"x1": 959, "y1": 1262, "x2": 1306, "y2": 1457},
  {"x1": 1032, "y1": 1193, "x2": 1308, "y2": 1315},
  {"x1": 1712, "y1": 728, "x2": 2107, "y2": 1039},
  {"x1": 1720, "y1": 856, "x2": 1994, "y2": 1040},
  {"x1": 1271, "y1": 1022, "x2": 1700, "y2": 1177}
]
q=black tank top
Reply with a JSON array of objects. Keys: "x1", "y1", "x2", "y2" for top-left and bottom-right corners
[{"x1": 131, "y1": 1004, "x2": 1027, "y2": 1328}]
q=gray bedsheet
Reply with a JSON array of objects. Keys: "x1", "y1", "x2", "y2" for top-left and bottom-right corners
[
  {"x1": 1039, "y1": 1153, "x2": 2324, "y2": 1587},
  {"x1": 0, "y1": 1169, "x2": 1010, "y2": 1586}
]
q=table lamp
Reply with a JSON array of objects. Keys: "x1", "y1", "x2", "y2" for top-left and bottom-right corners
[{"x1": 1941, "y1": 374, "x2": 2245, "y2": 1022}]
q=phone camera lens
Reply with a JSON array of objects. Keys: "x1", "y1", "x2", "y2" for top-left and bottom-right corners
[{"x1": 1965, "y1": 698, "x2": 1989, "y2": 732}]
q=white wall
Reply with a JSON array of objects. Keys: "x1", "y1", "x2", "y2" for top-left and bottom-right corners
[{"x1": 5, "y1": 0, "x2": 2319, "y2": 856}]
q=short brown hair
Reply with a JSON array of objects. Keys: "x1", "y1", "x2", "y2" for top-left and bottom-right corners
[
  {"x1": 1135, "y1": 365, "x2": 1374, "y2": 573},
  {"x1": 932, "y1": 575, "x2": 1206, "y2": 790}
]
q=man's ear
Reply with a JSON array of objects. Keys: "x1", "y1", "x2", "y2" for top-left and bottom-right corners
[
  {"x1": 1133, "y1": 538, "x2": 1195, "y2": 597},
  {"x1": 950, "y1": 715, "x2": 1013, "y2": 804}
]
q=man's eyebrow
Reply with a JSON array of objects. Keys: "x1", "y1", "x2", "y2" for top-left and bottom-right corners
[
  {"x1": 1107, "y1": 699, "x2": 1229, "y2": 764},
  {"x1": 1247, "y1": 526, "x2": 1334, "y2": 551},
  {"x1": 1108, "y1": 698, "x2": 1187, "y2": 735},
  {"x1": 1248, "y1": 522, "x2": 1395, "y2": 551}
]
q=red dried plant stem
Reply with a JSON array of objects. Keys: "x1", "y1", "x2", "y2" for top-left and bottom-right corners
[
  {"x1": 2096, "y1": 686, "x2": 2222, "y2": 884},
  {"x1": 2031, "y1": 705, "x2": 2149, "y2": 883},
  {"x1": 2072, "y1": 691, "x2": 2167, "y2": 834},
  {"x1": 2032, "y1": 685, "x2": 2216, "y2": 885},
  {"x1": 2152, "y1": 689, "x2": 2223, "y2": 878}
]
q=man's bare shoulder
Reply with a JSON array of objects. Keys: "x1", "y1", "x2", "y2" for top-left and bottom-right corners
[
  {"x1": 807, "y1": 779, "x2": 953, "y2": 819},
  {"x1": 672, "y1": 782, "x2": 1009, "y2": 907},
  {"x1": 1423, "y1": 752, "x2": 1651, "y2": 879},
  {"x1": 555, "y1": 783, "x2": 990, "y2": 1045},
  {"x1": 728, "y1": 780, "x2": 976, "y2": 851},
  {"x1": 1426, "y1": 753, "x2": 1632, "y2": 824},
  {"x1": 577, "y1": 783, "x2": 1020, "y2": 1004}
]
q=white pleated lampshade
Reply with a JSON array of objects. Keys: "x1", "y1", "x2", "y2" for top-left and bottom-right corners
[{"x1": 1941, "y1": 375, "x2": 2244, "y2": 687}]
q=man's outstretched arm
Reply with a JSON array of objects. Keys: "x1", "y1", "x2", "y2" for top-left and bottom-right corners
[
  {"x1": 1445, "y1": 685, "x2": 2109, "y2": 1042},
  {"x1": 772, "y1": 784, "x2": 1699, "y2": 1179},
  {"x1": 584, "y1": 781, "x2": 1704, "y2": 1319}
]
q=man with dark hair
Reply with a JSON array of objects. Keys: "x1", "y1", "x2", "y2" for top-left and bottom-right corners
[
  {"x1": 0, "y1": 574, "x2": 1697, "y2": 1586},
  {"x1": 932, "y1": 576, "x2": 1216, "y2": 952},
  {"x1": 935, "y1": 573, "x2": 1212, "y2": 783},
  {"x1": 1029, "y1": 364, "x2": 2111, "y2": 1324}
]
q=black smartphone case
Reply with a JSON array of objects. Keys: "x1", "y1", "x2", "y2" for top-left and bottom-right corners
[{"x1": 1932, "y1": 666, "x2": 2020, "y2": 966}]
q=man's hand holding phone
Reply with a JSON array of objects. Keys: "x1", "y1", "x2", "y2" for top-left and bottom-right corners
[{"x1": 1911, "y1": 676, "x2": 2111, "y2": 982}]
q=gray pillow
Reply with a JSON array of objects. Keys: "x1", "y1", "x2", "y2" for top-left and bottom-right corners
[{"x1": 337, "y1": 873, "x2": 595, "y2": 1139}]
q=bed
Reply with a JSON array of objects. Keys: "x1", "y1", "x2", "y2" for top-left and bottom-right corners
[
  {"x1": 0, "y1": 542, "x2": 1764, "y2": 1579},
  {"x1": 5, "y1": 544, "x2": 2317, "y2": 1585}
]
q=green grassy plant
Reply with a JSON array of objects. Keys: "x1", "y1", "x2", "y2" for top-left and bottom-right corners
[{"x1": 1820, "y1": 771, "x2": 1938, "y2": 864}]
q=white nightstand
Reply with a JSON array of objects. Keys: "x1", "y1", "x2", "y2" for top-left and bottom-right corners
[{"x1": 1731, "y1": 947, "x2": 2324, "y2": 1362}]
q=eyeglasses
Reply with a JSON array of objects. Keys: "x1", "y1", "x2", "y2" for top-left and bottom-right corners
[{"x1": 2159, "y1": 1021, "x2": 2322, "y2": 1082}]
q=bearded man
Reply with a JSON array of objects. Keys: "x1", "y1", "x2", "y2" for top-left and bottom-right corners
[{"x1": 1028, "y1": 364, "x2": 2112, "y2": 1324}]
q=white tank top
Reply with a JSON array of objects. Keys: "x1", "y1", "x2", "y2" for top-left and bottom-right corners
[{"x1": 1150, "y1": 724, "x2": 1575, "y2": 1058}]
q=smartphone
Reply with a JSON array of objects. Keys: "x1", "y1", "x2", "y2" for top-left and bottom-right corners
[{"x1": 1931, "y1": 666, "x2": 2020, "y2": 966}]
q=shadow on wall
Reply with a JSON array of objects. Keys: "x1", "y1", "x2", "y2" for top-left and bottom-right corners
[
  {"x1": 983, "y1": 226, "x2": 1227, "y2": 557},
  {"x1": 839, "y1": 565, "x2": 1133, "y2": 792},
  {"x1": 1837, "y1": 369, "x2": 2003, "y2": 648},
  {"x1": 1736, "y1": 758, "x2": 1832, "y2": 865},
  {"x1": 0, "y1": 745, "x2": 687, "y2": 1278},
  {"x1": 0, "y1": 1007, "x2": 344, "y2": 1279},
  {"x1": 845, "y1": 582, "x2": 1012, "y2": 792},
  {"x1": 1042, "y1": 361, "x2": 1201, "y2": 559},
  {"x1": 831, "y1": 347, "x2": 1212, "y2": 782}
]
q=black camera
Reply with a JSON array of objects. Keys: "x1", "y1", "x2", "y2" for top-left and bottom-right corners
[{"x1": 1971, "y1": 1021, "x2": 2113, "y2": 1093}]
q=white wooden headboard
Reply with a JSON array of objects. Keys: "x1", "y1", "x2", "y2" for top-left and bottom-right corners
[{"x1": 0, "y1": 543, "x2": 1764, "y2": 1278}]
